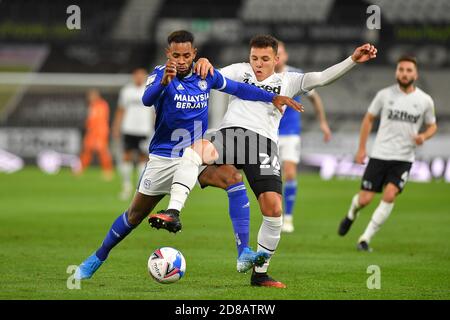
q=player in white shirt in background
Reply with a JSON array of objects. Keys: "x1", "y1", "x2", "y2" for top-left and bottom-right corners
[
  {"x1": 338, "y1": 55, "x2": 438, "y2": 252},
  {"x1": 112, "y1": 68, "x2": 155, "y2": 200},
  {"x1": 275, "y1": 41, "x2": 332, "y2": 233}
]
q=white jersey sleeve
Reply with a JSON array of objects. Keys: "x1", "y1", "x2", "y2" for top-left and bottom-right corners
[
  {"x1": 424, "y1": 95, "x2": 436, "y2": 124},
  {"x1": 302, "y1": 56, "x2": 356, "y2": 91},
  {"x1": 219, "y1": 63, "x2": 247, "y2": 81},
  {"x1": 367, "y1": 90, "x2": 384, "y2": 116},
  {"x1": 283, "y1": 72, "x2": 307, "y2": 97}
]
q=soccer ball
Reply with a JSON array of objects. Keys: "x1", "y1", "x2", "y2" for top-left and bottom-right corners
[{"x1": 147, "y1": 247, "x2": 186, "y2": 284}]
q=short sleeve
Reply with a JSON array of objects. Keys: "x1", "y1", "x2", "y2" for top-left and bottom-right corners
[
  {"x1": 424, "y1": 96, "x2": 436, "y2": 124},
  {"x1": 367, "y1": 91, "x2": 384, "y2": 116}
]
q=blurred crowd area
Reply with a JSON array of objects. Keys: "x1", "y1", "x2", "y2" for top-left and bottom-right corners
[{"x1": 0, "y1": 0, "x2": 449, "y2": 178}]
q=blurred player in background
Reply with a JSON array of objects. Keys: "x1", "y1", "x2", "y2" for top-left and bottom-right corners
[
  {"x1": 112, "y1": 68, "x2": 156, "y2": 200},
  {"x1": 156, "y1": 35, "x2": 377, "y2": 288},
  {"x1": 338, "y1": 55, "x2": 438, "y2": 252},
  {"x1": 275, "y1": 41, "x2": 332, "y2": 233},
  {"x1": 74, "y1": 30, "x2": 301, "y2": 280},
  {"x1": 78, "y1": 89, "x2": 113, "y2": 180}
]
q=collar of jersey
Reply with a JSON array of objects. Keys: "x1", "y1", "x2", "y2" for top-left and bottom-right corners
[{"x1": 396, "y1": 84, "x2": 417, "y2": 95}]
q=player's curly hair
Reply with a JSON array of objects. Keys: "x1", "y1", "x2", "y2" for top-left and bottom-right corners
[
  {"x1": 249, "y1": 35, "x2": 278, "y2": 54},
  {"x1": 168, "y1": 30, "x2": 194, "y2": 44}
]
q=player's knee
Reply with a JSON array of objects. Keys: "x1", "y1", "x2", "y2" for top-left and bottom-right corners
[
  {"x1": 382, "y1": 192, "x2": 397, "y2": 203},
  {"x1": 284, "y1": 171, "x2": 296, "y2": 181},
  {"x1": 259, "y1": 194, "x2": 283, "y2": 217},
  {"x1": 283, "y1": 162, "x2": 297, "y2": 180},
  {"x1": 262, "y1": 205, "x2": 282, "y2": 217},
  {"x1": 201, "y1": 142, "x2": 219, "y2": 165},
  {"x1": 383, "y1": 184, "x2": 399, "y2": 203},
  {"x1": 225, "y1": 172, "x2": 243, "y2": 187},
  {"x1": 358, "y1": 193, "x2": 373, "y2": 207}
]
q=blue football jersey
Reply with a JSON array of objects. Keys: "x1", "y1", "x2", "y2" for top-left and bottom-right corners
[
  {"x1": 278, "y1": 65, "x2": 303, "y2": 136},
  {"x1": 142, "y1": 65, "x2": 276, "y2": 158}
]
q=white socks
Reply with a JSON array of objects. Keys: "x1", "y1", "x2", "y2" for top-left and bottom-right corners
[
  {"x1": 255, "y1": 216, "x2": 283, "y2": 273},
  {"x1": 347, "y1": 194, "x2": 362, "y2": 221},
  {"x1": 168, "y1": 148, "x2": 203, "y2": 212},
  {"x1": 359, "y1": 200, "x2": 394, "y2": 243}
]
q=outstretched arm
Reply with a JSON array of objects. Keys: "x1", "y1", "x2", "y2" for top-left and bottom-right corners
[{"x1": 302, "y1": 44, "x2": 377, "y2": 92}]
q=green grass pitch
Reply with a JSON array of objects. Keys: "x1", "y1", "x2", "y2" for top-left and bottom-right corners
[{"x1": 1, "y1": 167, "x2": 449, "y2": 299}]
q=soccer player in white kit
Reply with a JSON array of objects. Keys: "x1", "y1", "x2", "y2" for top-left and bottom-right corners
[
  {"x1": 338, "y1": 55, "x2": 438, "y2": 252},
  {"x1": 275, "y1": 41, "x2": 332, "y2": 233},
  {"x1": 152, "y1": 35, "x2": 377, "y2": 288},
  {"x1": 112, "y1": 68, "x2": 156, "y2": 200}
]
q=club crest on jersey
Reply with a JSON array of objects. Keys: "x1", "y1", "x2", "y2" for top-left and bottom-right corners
[{"x1": 198, "y1": 80, "x2": 208, "y2": 91}]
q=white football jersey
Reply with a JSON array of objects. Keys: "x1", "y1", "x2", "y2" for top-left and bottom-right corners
[
  {"x1": 118, "y1": 83, "x2": 155, "y2": 136},
  {"x1": 368, "y1": 85, "x2": 436, "y2": 162},
  {"x1": 218, "y1": 63, "x2": 306, "y2": 143}
]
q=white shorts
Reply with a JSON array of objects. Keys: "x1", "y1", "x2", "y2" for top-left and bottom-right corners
[
  {"x1": 138, "y1": 154, "x2": 182, "y2": 196},
  {"x1": 278, "y1": 135, "x2": 301, "y2": 164},
  {"x1": 138, "y1": 154, "x2": 206, "y2": 196}
]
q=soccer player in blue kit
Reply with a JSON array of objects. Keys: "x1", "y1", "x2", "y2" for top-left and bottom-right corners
[{"x1": 74, "y1": 30, "x2": 303, "y2": 280}]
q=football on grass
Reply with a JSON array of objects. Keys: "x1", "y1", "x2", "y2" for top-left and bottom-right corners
[{"x1": 148, "y1": 247, "x2": 186, "y2": 284}]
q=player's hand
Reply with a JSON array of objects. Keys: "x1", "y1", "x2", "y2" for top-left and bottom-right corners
[
  {"x1": 355, "y1": 148, "x2": 367, "y2": 164},
  {"x1": 194, "y1": 58, "x2": 214, "y2": 79},
  {"x1": 161, "y1": 59, "x2": 177, "y2": 85},
  {"x1": 272, "y1": 96, "x2": 304, "y2": 114},
  {"x1": 320, "y1": 122, "x2": 332, "y2": 142},
  {"x1": 351, "y1": 44, "x2": 377, "y2": 63},
  {"x1": 414, "y1": 134, "x2": 425, "y2": 145}
]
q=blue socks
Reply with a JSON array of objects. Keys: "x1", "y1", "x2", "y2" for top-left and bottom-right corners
[
  {"x1": 226, "y1": 182, "x2": 250, "y2": 257},
  {"x1": 95, "y1": 211, "x2": 135, "y2": 261},
  {"x1": 284, "y1": 180, "x2": 297, "y2": 217}
]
